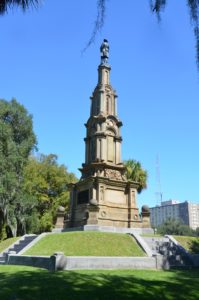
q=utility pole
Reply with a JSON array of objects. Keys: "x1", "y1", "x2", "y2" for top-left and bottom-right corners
[{"x1": 155, "y1": 154, "x2": 163, "y2": 205}]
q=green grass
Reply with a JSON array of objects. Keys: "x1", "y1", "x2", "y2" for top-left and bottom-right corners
[
  {"x1": 0, "y1": 237, "x2": 20, "y2": 253},
  {"x1": 0, "y1": 265, "x2": 199, "y2": 299},
  {"x1": 141, "y1": 234, "x2": 163, "y2": 237},
  {"x1": 25, "y1": 231, "x2": 145, "y2": 256},
  {"x1": 174, "y1": 236, "x2": 199, "y2": 254}
]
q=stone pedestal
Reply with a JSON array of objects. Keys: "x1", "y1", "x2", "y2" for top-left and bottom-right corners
[
  {"x1": 55, "y1": 206, "x2": 65, "y2": 229},
  {"x1": 141, "y1": 205, "x2": 151, "y2": 228},
  {"x1": 67, "y1": 175, "x2": 145, "y2": 229}
]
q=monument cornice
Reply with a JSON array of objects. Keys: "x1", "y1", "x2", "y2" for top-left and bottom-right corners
[
  {"x1": 85, "y1": 115, "x2": 122, "y2": 128},
  {"x1": 95, "y1": 176, "x2": 140, "y2": 189},
  {"x1": 80, "y1": 162, "x2": 126, "y2": 172},
  {"x1": 98, "y1": 216, "x2": 142, "y2": 223},
  {"x1": 99, "y1": 203, "x2": 140, "y2": 210}
]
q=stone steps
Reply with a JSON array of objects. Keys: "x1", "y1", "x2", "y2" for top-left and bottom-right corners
[
  {"x1": 0, "y1": 234, "x2": 38, "y2": 264},
  {"x1": 142, "y1": 236, "x2": 169, "y2": 255},
  {"x1": 142, "y1": 235, "x2": 194, "y2": 269},
  {"x1": 8, "y1": 235, "x2": 37, "y2": 254}
]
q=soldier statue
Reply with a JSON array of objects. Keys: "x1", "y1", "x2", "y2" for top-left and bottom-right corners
[{"x1": 100, "y1": 39, "x2": 109, "y2": 65}]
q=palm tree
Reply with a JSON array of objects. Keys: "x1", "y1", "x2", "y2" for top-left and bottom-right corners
[
  {"x1": 0, "y1": 0, "x2": 40, "y2": 14},
  {"x1": 124, "y1": 159, "x2": 148, "y2": 194}
]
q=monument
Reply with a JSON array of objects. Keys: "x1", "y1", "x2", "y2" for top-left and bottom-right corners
[{"x1": 66, "y1": 39, "x2": 151, "y2": 231}]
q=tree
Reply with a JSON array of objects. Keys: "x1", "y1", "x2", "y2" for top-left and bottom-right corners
[
  {"x1": 195, "y1": 227, "x2": 199, "y2": 236},
  {"x1": 0, "y1": 98, "x2": 37, "y2": 239},
  {"x1": 157, "y1": 218, "x2": 195, "y2": 236},
  {"x1": 22, "y1": 153, "x2": 77, "y2": 233},
  {"x1": 124, "y1": 159, "x2": 148, "y2": 193},
  {"x1": 189, "y1": 239, "x2": 199, "y2": 253},
  {"x1": 0, "y1": 0, "x2": 40, "y2": 14}
]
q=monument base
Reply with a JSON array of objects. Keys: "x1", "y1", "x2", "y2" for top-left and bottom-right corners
[{"x1": 67, "y1": 175, "x2": 151, "y2": 230}]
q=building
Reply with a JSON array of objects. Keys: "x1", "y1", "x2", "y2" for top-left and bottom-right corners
[
  {"x1": 66, "y1": 39, "x2": 151, "y2": 230},
  {"x1": 150, "y1": 200, "x2": 199, "y2": 230}
]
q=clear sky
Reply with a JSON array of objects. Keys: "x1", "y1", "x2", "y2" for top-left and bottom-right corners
[{"x1": 0, "y1": 0, "x2": 198, "y2": 209}]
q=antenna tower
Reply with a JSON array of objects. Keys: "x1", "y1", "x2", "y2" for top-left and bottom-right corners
[{"x1": 155, "y1": 154, "x2": 163, "y2": 205}]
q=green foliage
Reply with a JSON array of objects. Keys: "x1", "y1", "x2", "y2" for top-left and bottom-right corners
[
  {"x1": 157, "y1": 218, "x2": 195, "y2": 236},
  {"x1": 124, "y1": 159, "x2": 147, "y2": 193},
  {"x1": 22, "y1": 154, "x2": 77, "y2": 233},
  {"x1": 25, "y1": 209, "x2": 40, "y2": 234},
  {"x1": 25, "y1": 231, "x2": 146, "y2": 256},
  {"x1": 0, "y1": 99, "x2": 76, "y2": 237},
  {"x1": 0, "y1": 98, "x2": 37, "y2": 239},
  {"x1": 195, "y1": 227, "x2": 199, "y2": 236},
  {"x1": 174, "y1": 235, "x2": 199, "y2": 254},
  {"x1": 40, "y1": 212, "x2": 53, "y2": 232},
  {"x1": 189, "y1": 239, "x2": 199, "y2": 254}
]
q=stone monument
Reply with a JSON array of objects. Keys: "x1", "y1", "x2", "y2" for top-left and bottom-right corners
[{"x1": 66, "y1": 39, "x2": 151, "y2": 230}]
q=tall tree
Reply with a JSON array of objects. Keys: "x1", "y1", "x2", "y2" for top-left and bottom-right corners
[
  {"x1": 157, "y1": 217, "x2": 195, "y2": 236},
  {"x1": 124, "y1": 159, "x2": 148, "y2": 193},
  {"x1": 0, "y1": 98, "x2": 37, "y2": 239},
  {"x1": 22, "y1": 153, "x2": 77, "y2": 233}
]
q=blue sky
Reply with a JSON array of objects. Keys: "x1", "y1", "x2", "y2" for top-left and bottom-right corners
[{"x1": 0, "y1": 0, "x2": 198, "y2": 209}]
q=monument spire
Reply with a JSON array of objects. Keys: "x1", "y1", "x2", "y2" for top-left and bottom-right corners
[
  {"x1": 82, "y1": 39, "x2": 123, "y2": 173},
  {"x1": 97, "y1": 39, "x2": 111, "y2": 89},
  {"x1": 66, "y1": 40, "x2": 151, "y2": 232}
]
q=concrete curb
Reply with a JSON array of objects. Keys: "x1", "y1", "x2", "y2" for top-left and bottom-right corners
[
  {"x1": 130, "y1": 233, "x2": 153, "y2": 257},
  {"x1": 6, "y1": 253, "x2": 163, "y2": 271},
  {"x1": 64, "y1": 256, "x2": 158, "y2": 270}
]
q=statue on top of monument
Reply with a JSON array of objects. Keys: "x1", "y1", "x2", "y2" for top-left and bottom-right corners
[{"x1": 100, "y1": 39, "x2": 109, "y2": 65}]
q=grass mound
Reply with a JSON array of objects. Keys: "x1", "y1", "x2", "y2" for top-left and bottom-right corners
[
  {"x1": 174, "y1": 236, "x2": 199, "y2": 254},
  {"x1": 25, "y1": 231, "x2": 145, "y2": 256},
  {"x1": 0, "y1": 266, "x2": 199, "y2": 300},
  {"x1": 0, "y1": 237, "x2": 20, "y2": 253}
]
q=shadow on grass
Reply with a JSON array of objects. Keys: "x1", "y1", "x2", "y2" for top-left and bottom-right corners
[{"x1": 0, "y1": 267, "x2": 199, "y2": 300}]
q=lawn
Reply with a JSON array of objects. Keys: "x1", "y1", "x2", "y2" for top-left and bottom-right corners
[
  {"x1": 141, "y1": 234, "x2": 163, "y2": 237},
  {"x1": 174, "y1": 236, "x2": 199, "y2": 254},
  {"x1": 24, "y1": 231, "x2": 145, "y2": 256},
  {"x1": 0, "y1": 265, "x2": 198, "y2": 300},
  {"x1": 0, "y1": 237, "x2": 20, "y2": 253}
]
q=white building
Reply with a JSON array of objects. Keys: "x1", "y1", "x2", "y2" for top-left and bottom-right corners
[{"x1": 150, "y1": 200, "x2": 199, "y2": 230}]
